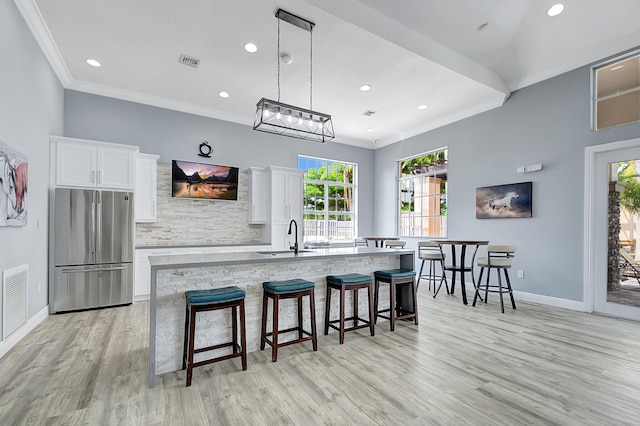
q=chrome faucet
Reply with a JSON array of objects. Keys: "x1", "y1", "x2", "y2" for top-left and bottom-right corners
[{"x1": 288, "y1": 219, "x2": 299, "y2": 254}]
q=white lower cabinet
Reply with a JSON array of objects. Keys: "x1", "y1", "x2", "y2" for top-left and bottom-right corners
[{"x1": 134, "y1": 245, "x2": 269, "y2": 300}]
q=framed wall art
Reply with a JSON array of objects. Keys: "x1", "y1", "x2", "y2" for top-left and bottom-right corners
[
  {"x1": 0, "y1": 139, "x2": 27, "y2": 227},
  {"x1": 476, "y1": 181, "x2": 532, "y2": 219}
]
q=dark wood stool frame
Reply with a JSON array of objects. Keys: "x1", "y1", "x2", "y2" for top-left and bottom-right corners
[
  {"x1": 324, "y1": 277, "x2": 375, "y2": 344},
  {"x1": 374, "y1": 274, "x2": 419, "y2": 331},
  {"x1": 260, "y1": 288, "x2": 318, "y2": 362},
  {"x1": 182, "y1": 298, "x2": 247, "y2": 387}
]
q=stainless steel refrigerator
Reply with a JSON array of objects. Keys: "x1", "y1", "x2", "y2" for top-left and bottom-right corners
[{"x1": 50, "y1": 188, "x2": 134, "y2": 313}]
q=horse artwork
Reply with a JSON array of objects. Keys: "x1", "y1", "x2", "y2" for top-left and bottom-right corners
[
  {"x1": 0, "y1": 139, "x2": 28, "y2": 226},
  {"x1": 476, "y1": 182, "x2": 532, "y2": 219}
]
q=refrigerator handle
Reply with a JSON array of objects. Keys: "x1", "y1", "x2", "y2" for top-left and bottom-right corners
[
  {"x1": 90, "y1": 191, "x2": 96, "y2": 263},
  {"x1": 96, "y1": 190, "x2": 102, "y2": 262},
  {"x1": 61, "y1": 266, "x2": 127, "y2": 273}
]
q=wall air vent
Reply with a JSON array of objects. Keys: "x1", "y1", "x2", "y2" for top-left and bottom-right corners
[
  {"x1": 179, "y1": 54, "x2": 200, "y2": 68},
  {"x1": 362, "y1": 110, "x2": 377, "y2": 116},
  {"x1": 3, "y1": 264, "x2": 28, "y2": 340}
]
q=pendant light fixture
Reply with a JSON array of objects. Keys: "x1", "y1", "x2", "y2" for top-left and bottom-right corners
[{"x1": 253, "y1": 9, "x2": 334, "y2": 143}]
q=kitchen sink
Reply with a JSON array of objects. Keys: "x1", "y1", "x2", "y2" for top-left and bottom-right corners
[{"x1": 256, "y1": 250, "x2": 313, "y2": 255}]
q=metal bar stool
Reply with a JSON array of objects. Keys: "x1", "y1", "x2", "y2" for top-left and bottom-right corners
[
  {"x1": 182, "y1": 286, "x2": 247, "y2": 387},
  {"x1": 373, "y1": 269, "x2": 418, "y2": 331},
  {"x1": 472, "y1": 245, "x2": 517, "y2": 313},
  {"x1": 325, "y1": 273, "x2": 375, "y2": 343},
  {"x1": 260, "y1": 278, "x2": 318, "y2": 362},
  {"x1": 384, "y1": 240, "x2": 406, "y2": 248},
  {"x1": 417, "y1": 240, "x2": 449, "y2": 295}
]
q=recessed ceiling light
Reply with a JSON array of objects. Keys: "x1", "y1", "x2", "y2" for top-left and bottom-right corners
[
  {"x1": 86, "y1": 59, "x2": 101, "y2": 67},
  {"x1": 367, "y1": 128, "x2": 374, "y2": 133},
  {"x1": 547, "y1": 4, "x2": 564, "y2": 17},
  {"x1": 219, "y1": 91, "x2": 229, "y2": 98},
  {"x1": 418, "y1": 104, "x2": 428, "y2": 110},
  {"x1": 244, "y1": 43, "x2": 258, "y2": 53},
  {"x1": 360, "y1": 84, "x2": 372, "y2": 92}
]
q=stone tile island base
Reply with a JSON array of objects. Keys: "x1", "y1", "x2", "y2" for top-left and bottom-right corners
[{"x1": 150, "y1": 249, "x2": 413, "y2": 387}]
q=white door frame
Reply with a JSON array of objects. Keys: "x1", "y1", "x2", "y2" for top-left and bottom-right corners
[{"x1": 584, "y1": 137, "x2": 640, "y2": 320}]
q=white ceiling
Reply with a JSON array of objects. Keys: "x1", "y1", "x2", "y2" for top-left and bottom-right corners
[{"x1": 15, "y1": 0, "x2": 640, "y2": 149}]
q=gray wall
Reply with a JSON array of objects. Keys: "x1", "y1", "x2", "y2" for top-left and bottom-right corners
[
  {"x1": 0, "y1": 1, "x2": 63, "y2": 321},
  {"x1": 374, "y1": 58, "x2": 640, "y2": 302},
  {"x1": 63, "y1": 91, "x2": 376, "y2": 238}
]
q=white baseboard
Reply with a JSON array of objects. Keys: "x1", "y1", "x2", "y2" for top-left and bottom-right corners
[
  {"x1": 134, "y1": 294, "x2": 150, "y2": 302},
  {"x1": 456, "y1": 282, "x2": 588, "y2": 312},
  {"x1": 513, "y1": 290, "x2": 588, "y2": 312},
  {"x1": 0, "y1": 305, "x2": 49, "y2": 359}
]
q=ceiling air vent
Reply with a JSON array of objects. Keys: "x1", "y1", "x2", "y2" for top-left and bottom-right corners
[
  {"x1": 362, "y1": 110, "x2": 377, "y2": 116},
  {"x1": 179, "y1": 54, "x2": 200, "y2": 68}
]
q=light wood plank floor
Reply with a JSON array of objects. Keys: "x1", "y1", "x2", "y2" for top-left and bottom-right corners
[{"x1": 2, "y1": 289, "x2": 640, "y2": 425}]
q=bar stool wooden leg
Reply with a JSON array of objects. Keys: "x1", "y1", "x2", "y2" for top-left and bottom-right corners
[
  {"x1": 310, "y1": 289, "x2": 318, "y2": 351},
  {"x1": 232, "y1": 305, "x2": 238, "y2": 354},
  {"x1": 411, "y1": 278, "x2": 419, "y2": 325},
  {"x1": 339, "y1": 286, "x2": 346, "y2": 344},
  {"x1": 272, "y1": 295, "x2": 279, "y2": 362},
  {"x1": 297, "y1": 295, "x2": 303, "y2": 340},
  {"x1": 324, "y1": 283, "x2": 331, "y2": 335},
  {"x1": 186, "y1": 307, "x2": 197, "y2": 387},
  {"x1": 367, "y1": 282, "x2": 375, "y2": 336},
  {"x1": 240, "y1": 299, "x2": 247, "y2": 370},
  {"x1": 374, "y1": 279, "x2": 380, "y2": 323},
  {"x1": 182, "y1": 302, "x2": 189, "y2": 370},
  {"x1": 353, "y1": 288, "x2": 359, "y2": 327},
  {"x1": 389, "y1": 279, "x2": 396, "y2": 332},
  {"x1": 260, "y1": 293, "x2": 268, "y2": 350}
]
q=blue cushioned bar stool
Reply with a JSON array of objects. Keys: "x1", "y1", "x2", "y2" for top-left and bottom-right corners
[
  {"x1": 182, "y1": 286, "x2": 247, "y2": 387},
  {"x1": 373, "y1": 269, "x2": 419, "y2": 331},
  {"x1": 325, "y1": 274, "x2": 375, "y2": 344},
  {"x1": 260, "y1": 278, "x2": 318, "y2": 362}
]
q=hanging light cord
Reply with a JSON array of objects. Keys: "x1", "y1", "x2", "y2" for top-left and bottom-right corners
[
  {"x1": 309, "y1": 29, "x2": 313, "y2": 111},
  {"x1": 277, "y1": 17, "x2": 281, "y2": 103}
]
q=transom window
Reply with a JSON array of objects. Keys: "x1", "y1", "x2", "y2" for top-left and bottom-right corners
[
  {"x1": 298, "y1": 156, "x2": 356, "y2": 243},
  {"x1": 593, "y1": 52, "x2": 640, "y2": 130},
  {"x1": 398, "y1": 149, "x2": 448, "y2": 238}
]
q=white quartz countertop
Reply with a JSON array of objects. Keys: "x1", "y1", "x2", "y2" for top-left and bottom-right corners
[{"x1": 148, "y1": 247, "x2": 414, "y2": 269}]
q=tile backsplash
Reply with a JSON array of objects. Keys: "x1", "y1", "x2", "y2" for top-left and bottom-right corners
[{"x1": 135, "y1": 163, "x2": 263, "y2": 247}]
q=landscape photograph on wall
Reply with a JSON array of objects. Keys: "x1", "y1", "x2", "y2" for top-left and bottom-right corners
[
  {"x1": 171, "y1": 160, "x2": 239, "y2": 200},
  {"x1": 0, "y1": 139, "x2": 27, "y2": 226},
  {"x1": 476, "y1": 181, "x2": 532, "y2": 219}
]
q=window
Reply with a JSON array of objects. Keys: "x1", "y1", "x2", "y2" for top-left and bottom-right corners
[
  {"x1": 298, "y1": 156, "x2": 356, "y2": 243},
  {"x1": 398, "y1": 149, "x2": 448, "y2": 238},
  {"x1": 593, "y1": 52, "x2": 640, "y2": 130}
]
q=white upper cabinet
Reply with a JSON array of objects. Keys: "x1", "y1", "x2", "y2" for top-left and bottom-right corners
[
  {"x1": 135, "y1": 153, "x2": 160, "y2": 223},
  {"x1": 52, "y1": 136, "x2": 138, "y2": 190},
  {"x1": 247, "y1": 166, "x2": 304, "y2": 250},
  {"x1": 266, "y1": 166, "x2": 304, "y2": 250},
  {"x1": 247, "y1": 167, "x2": 267, "y2": 224}
]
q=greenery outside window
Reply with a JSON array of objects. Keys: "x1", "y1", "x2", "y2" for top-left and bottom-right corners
[
  {"x1": 398, "y1": 149, "x2": 448, "y2": 238},
  {"x1": 298, "y1": 156, "x2": 356, "y2": 243},
  {"x1": 593, "y1": 52, "x2": 640, "y2": 130}
]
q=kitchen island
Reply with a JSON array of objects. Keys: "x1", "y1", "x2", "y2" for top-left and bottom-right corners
[{"x1": 148, "y1": 247, "x2": 414, "y2": 387}]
